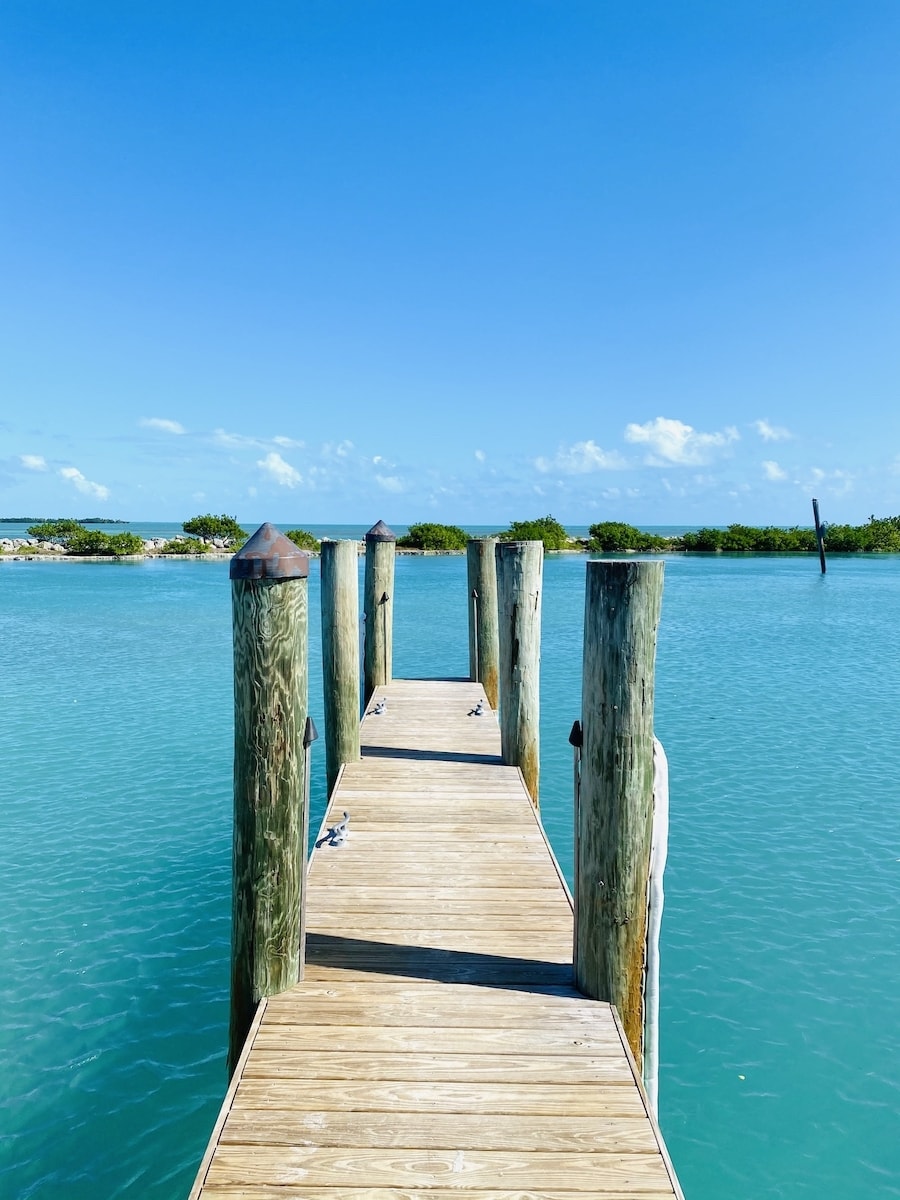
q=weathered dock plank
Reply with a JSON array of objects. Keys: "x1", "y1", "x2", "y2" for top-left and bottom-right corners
[{"x1": 190, "y1": 678, "x2": 682, "y2": 1199}]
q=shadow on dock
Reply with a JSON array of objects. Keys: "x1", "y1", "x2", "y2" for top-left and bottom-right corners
[
  {"x1": 361, "y1": 745, "x2": 503, "y2": 764},
  {"x1": 306, "y1": 931, "x2": 576, "y2": 994}
]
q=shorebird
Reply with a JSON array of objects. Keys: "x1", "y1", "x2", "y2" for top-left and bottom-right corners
[
  {"x1": 468, "y1": 699, "x2": 485, "y2": 716},
  {"x1": 316, "y1": 811, "x2": 350, "y2": 848}
]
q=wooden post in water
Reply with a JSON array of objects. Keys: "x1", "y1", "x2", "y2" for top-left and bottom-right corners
[
  {"x1": 363, "y1": 520, "x2": 396, "y2": 705},
  {"x1": 495, "y1": 539, "x2": 543, "y2": 806},
  {"x1": 320, "y1": 539, "x2": 361, "y2": 797},
  {"x1": 812, "y1": 497, "x2": 827, "y2": 575},
  {"x1": 466, "y1": 537, "x2": 500, "y2": 710},
  {"x1": 574, "y1": 559, "x2": 663, "y2": 1072},
  {"x1": 229, "y1": 523, "x2": 310, "y2": 1077}
]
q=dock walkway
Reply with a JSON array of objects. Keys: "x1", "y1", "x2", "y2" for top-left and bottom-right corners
[{"x1": 190, "y1": 677, "x2": 682, "y2": 1198}]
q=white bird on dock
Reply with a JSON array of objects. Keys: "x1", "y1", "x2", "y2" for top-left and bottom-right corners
[
  {"x1": 371, "y1": 698, "x2": 386, "y2": 715},
  {"x1": 468, "y1": 699, "x2": 485, "y2": 716},
  {"x1": 316, "y1": 811, "x2": 350, "y2": 848}
]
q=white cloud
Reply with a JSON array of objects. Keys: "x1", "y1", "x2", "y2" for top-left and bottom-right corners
[
  {"x1": 376, "y1": 475, "x2": 404, "y2": 493},
  {"x1": 475, "y1": 449, "x2": 486, "y2": 463},
  {"x1": 20, "y1": 454, "x2": 47, "y2": 471},
  {"x1": 59, "y1": 466, "x2": 110, "y2": 501},
  {"x1": 140, "y1": 417, "x2": 185, "y2": 434},
  {"x1": 753, "y1": 419, "x2": 792, "y2": 442},
  {"x1": 272, "y1": 435, "x2": 304, "y2": 448},
  {"x1": 257, "y1": 452, "x2": 302, "y2": 488},
  {"x1": 624, "y1": 417, "x2": 739, "y2": 465},
  {"x1": 762, "y1": 460, "x2": 787, "y2": 481},
  {"x1": 535, "y1": 439, "x2": 628, "y2": 474},
  {"x1": 804, "y1": 467, "x2": 853, "y2": 496}
]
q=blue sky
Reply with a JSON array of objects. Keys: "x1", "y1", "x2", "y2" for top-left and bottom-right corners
[{"x1": 2, "y1": 1, "x2": 899, "y2": 526}]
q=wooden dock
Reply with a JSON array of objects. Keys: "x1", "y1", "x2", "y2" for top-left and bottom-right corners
[{"x1": 190, "y1": 678, "x2": 683, "y2": 1198}]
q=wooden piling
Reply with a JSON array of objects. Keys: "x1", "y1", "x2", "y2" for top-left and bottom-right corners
[
  {"x1": 574, "y1": 558, "x2": 663, "y2": 1072},
  {"x1": 466, "y1": 537, "x2": 500, "y2": 710},
  {"x1": 812, "y1": 497, "x2": 827, "y2": 574},
  {"x1": 229, "y1": 523, "x2": 310, "y2": 1076},
  {"x1": 495, "y1": 539, "x2": 543, "y2": 805},
  {"x1": 320, "y1": 539, "x2": 361, "y2": 797},
  {"x1": 363, "y1": 520, "x2": 396, "y2": 705}
]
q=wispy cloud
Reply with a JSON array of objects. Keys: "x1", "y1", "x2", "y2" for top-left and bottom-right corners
[
  {"x1": 272, "y1": 435, "x2": 304, "y2": 448},
  {"x1": 624, "y1": 417, "x2": 739, "y2": 466},
  {"x1": 59, "y1": 466, "x2": 110, "y2": 501},
  {"x1": 474, "y1": 449, "x2": 486, "y2": 463},
  {"x1": 257, "y1": 452, "x2": 302, "y2": 487},
  {"x1": 762, "y1": 460, "x2": 787, "y2": 481},
  {"x1": 140, "y1": 417, "x2": 185, "y2": 434},
  {"x1": 213, "y1": 428, "x2": 261, "y2": 448},
  {"x1": 806, "y1": 467, "x2": 854, "y2": 496},
  {"x1": 753, "y1": 419, "x2": 792, "y2": 442},
  {"x1": 20, "y1": 454, "x2": 47, "y2": 471},
  {"x1": 535, "y1": 440, "x2": 627, "y2": 474},
  {"x1": 376, "y1": 475, "x2": 404, "y2": 493}
]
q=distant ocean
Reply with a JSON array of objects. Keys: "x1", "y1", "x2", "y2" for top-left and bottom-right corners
[{"x1": 2, "y1": 547, "x2": 899, "y2": 1198}]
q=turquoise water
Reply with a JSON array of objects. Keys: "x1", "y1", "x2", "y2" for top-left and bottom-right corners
[{"x1": 2, "y1": 550, "x2": 899, "y2": 1198}]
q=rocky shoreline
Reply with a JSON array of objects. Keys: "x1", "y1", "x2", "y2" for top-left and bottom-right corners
[{"x1": 1, "y1": 536, "x2": 592, "y2": 562}]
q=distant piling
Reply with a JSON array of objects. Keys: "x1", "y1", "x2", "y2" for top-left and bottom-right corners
[
  {"x1": 320, "y1": 540, "x2": 361, "y2": 797},
  {"x1": 812, "y1": 497, "x2": 827, "y2": 575},
  {"x1": 495, "y1": 539, "x2": 543, "y2": 805},
  {"x1": 466, "y1": 538, "x2": 500, "y2": 710},
  {"x1": 574, "y1": 558, "x2": 664, "y2": 1072},
  {"x1": 363, "y1": 520, "x2": 396, "y2": 704},
  {"x1": 229, "y1": 523, "x2": 310, "y2": 1076}
]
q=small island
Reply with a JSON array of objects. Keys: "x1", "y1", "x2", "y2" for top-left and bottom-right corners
[{"x1": 3, "y1": 512, "x2": 900, "y2": 559}]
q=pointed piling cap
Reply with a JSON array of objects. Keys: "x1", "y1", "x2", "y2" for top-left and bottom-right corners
[
  {"x1": 230, "y1": 522, "x2": 310, "y2": 580},
  {"x1": 365, "y1": 519, "x2": 396, "y2": 544}
]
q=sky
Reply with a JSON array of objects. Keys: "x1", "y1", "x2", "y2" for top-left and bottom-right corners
[{"x1": 2, "y1": 1, "x2": 899, "y2": 527}]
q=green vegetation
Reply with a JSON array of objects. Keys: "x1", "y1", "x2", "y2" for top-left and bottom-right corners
[
  {"x1": 26, "y1": 519, "x2": 86, "y2": 543},
  {"x1": 584, "y1": 514, "x2": 900, "y2": 553},
  {"x1": 182, "y1": 513, "x2": 246, "y2": 544},
  {"x1": 497, "y1": 515, "x2": 572, "y2": 551},
  {"x1": 397, "y1": 522, "x2": 469, "y2": 551},
  {"x1": 65, "y1": 530, "x2": 146, "y2": 556},
  {"x1": 589, "y1": 522, "x2": 669, "y2": 553},
  {"x1": 24, "y1": 519, "x2": 142, "y2": 555},
  {"x1": 284, "y1": 528, "x2": 321, "y2": 552},
  {"x1": 675, "y1": 524, "x2": 817, "y2": 551},
  {"x1": 156, "y1": 537, "x2": 210, "y2": 555}
]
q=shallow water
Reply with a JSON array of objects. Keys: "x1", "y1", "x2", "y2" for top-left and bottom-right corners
[{"x1": 1, "y1": 550, "x2": 899, "y2": 1198}]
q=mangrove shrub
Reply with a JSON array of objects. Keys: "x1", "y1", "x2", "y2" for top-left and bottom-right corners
[
  {"x1": 497, "y1": 515, "x2": 571, "y2": 551},
  {"x1": 397, "y1": 522, "x2": 469, "y2": 551}
]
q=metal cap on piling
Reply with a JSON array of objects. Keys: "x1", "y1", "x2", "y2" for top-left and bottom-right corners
[
  {"x1": 365, "y1": 520, "x2": 396, "y2": 544},
  {"x1": 230, "y1": 523, "x2": 310, "y2": 580}
]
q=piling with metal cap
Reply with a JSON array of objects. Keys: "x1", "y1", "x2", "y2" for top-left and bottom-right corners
[
  {"x1": 363, "y1": 520, "x2": 395, "y2": 705},
  {"x1": 574, "y1": 558, "x2": 664, "y2": 1073},
  {"x1": 466, "y1": 537, "x2": 500, "y2": 710},
  {"x1": 229, "y1": 523, "x2": 310, "y2": 1076},
  {"x1": 495, "y1": 539, "x2": 543, "y2": 805},
  {"x1": 320, "y1": 539, "x2": 361, "y2": 797}
]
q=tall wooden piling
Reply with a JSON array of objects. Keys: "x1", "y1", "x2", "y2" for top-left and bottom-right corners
[
  {"x1": 495, "y1": 539, "x2": 543, "y2": 805},
  {"x1": 574, "y1": 558, "x2": 664, "y2": 1072},
  {"x1": 320, "y1": 539, "x2": 361, "y2": 797},
  {"x1": 466, "y1": 537, "x2": 500, "y2": 710},
  {"x1": 229, "y1": 523, "x2": 310, "y2": 1076},
  {"x1": 363, "y1": 520, "x2": 396, "y2": 704},
  {"x1": 812, "y1": 497, "x2": 827, "y2": 575}
]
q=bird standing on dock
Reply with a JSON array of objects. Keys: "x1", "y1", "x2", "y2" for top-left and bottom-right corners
[
  {"x1": 468, "y1": 699, "x2": 485, "y2": 716},
  {"x1": 370, "y1": 698, "x2": 386, "y2": 715},
  {"x1": 316, "y1": 811, "x2": 350, "y2": 848}
]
